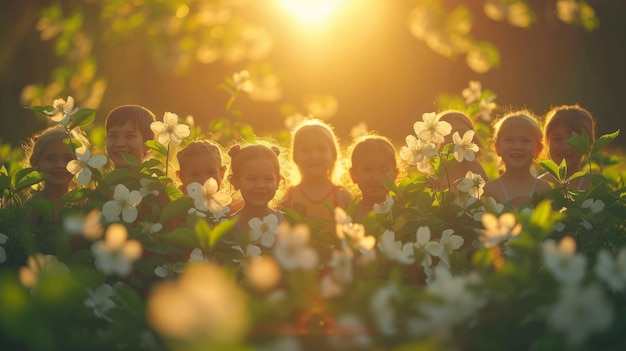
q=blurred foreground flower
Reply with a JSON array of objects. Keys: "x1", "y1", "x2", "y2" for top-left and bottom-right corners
[
  {"x1": 19, "y1": 254, "x2": 69, "y2": 288},
  {"x1": 543, "y1": 236, "x2": 586, "y2": 285},
  {"x1": 92, "y1": 223, "x2": 142, "y2": 276},
  {"x1": 147, "y1": 262, "x2": 249, "y2": 345},
  {"x1": 150, "y1": 112, "x2": 191, "y2": 146},
  {"x1": 479, "y1": 212, "x2": 521, "y2": 248},
  {"x1": 0, "y1": 233, "x2": 8, "y2": 263},
  {"x1": 595, "y1": 249, "x2": 626, "y2": 292},
  {"x1": 273, "y1": 223, "x2": 318, "y2": 270},
  {"x1": 83, "y1": 283, "x2": 117, "y2": 322},
  {"x1": 547, "y1": 284, "x2": 613, "y2": 345},
  {"x1": 462, "y1": 80, "x2": 481, "y2": 105}
]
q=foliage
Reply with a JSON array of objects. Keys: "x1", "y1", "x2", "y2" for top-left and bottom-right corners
[{"x1": 2, "y1": 76, "x2": 626, "y2": 351}]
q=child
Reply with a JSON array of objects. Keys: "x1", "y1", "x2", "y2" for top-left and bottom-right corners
[
  {"x1": 348, "y1": 135, "x2": 398, "y2": 218},
  {"x1": 228, "y1": 144, "x2": 283, "y2": 227},
  {"x1": 483, "y1": 111, "x2": 551, "y2": 209},
  {"x1": 105, "y1": 105, "x2": 155, "y2": 169},
  {"x1": 176, "y1": 140, "x2": 226, "y2": 193},
  {"x1": 438, "y1": 110, "x2": 489, "y2": 186},
  {"x1": 283, "y1": 119, "x2": 352, "y2": 221},
  {"x1": 22, "y1": 125, "x2": 87, "y2": 217},
  {"x1": 543, "y1": 105, "x2": 596, "y2": 190}
]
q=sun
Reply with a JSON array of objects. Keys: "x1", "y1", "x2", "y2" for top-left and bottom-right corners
[{"x1": 277, "y1": 0, "x2": 343, "y2": 25}]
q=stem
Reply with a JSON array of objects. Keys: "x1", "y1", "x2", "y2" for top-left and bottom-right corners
[
  {"x1": 165, "y1": 143, "x2": 170, "y2": 178},
  {"x1": 441, "y1": 154, "x2": 452, "y2": 191}
]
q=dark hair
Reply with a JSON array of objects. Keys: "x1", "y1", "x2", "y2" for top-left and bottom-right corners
[
  {"x1": 229, "y1": 144, "x2": 281, "y2": 181},
  {"x1": 544, "y1": 105, "x2": 596, "y2": 144},
  {"x1": 177, "y1": 140, "x2": 223, "y2": 171},
  {"x1": 350, "y1": 135, "x2": 397, "y2": 170},
  {"x1": 105, "y1": 105, "x2": 155, "y2": 142}
]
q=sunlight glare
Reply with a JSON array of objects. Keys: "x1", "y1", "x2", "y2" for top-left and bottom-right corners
[{"x1": 277, "y1": 0, "x2": 342, "y2": 25}]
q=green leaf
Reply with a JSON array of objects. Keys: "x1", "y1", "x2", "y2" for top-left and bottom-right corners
[
  {"x1": 14, "y1": 171, "x2": 45, "y2": 192},
  {"x1": 145, "y1": 140, "x2": 168, "y2": 157},
  {"x1": 24, "y1": 197, "x2": 55, "y2": 221},
  {"x1": 194, "y1": 218, "x2": 212, "y2": 248},
  {"x1": 591, "y1": 130, "x2": 619, "y2": 155},
  {"x1": 161, "y1": 227, "x2": 197, "y2": 246},
  {"x1": 60, "y1": 188, "x2": 92, "y2": 203},
  {"x1": 566, "y1": 131, "x2": 591, "y2": 155},
  {"x1": 140, "y1": 158, "x2": 162, "y2": 171},
  {"x1": 538, "y1": 160, "x2": 560, "y2": 181},
  {"x1": 209, "y1": 219, "x2": 236, "y2": 248},
  {"x1": 160, "y1": 197, "x2": 193, "y2": 223},
  {"x1": 558, "y1": 159, "x2": 567, "y2": 181},
  {"x1": 11, "y1": 167, "x2": 37, "y2": 187},
  {"x1": 26, "y1": 105, "x2": 55, "y2": 116},
  {"x1": 101, "y1": 168, "x2": 136, "y2": 185},
  {"x1": 67, "y1": 108, "x2": 96, "y2": 129}
]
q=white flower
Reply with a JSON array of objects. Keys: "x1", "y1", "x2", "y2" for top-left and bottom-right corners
[
  {"x1": 63, "y1": 209, "x2": 103, "y2": 239},
  {"x1": 553, "y1": 222, "x2": 566, "y2": 232},
  {"x1": 456, "y1": 171, "x2": 485, "y2": 199},
  {"x1": 581, "y1": 198, "x2": 605, "y2": 214},
  {"x1": 399, "y1": 135, "x2": 436, "y2": 173},
  {"x1": 414, "y1": 226, "x2": 444, "y2": 268},
  {"x1": 479, "y1": 212, "x2": 521, "y2": 248},
  {"x1": 377, "y1": 230, "x2": 415, "y2": 265},
  {"x1": 413, "y1": 269, "x2": 485, "y2": 336},
  {"x1": 373, "y1": 195, "x2": 394, "y2": 214},
  {"x1": 92, "y1": 223, "x2": 143, "y2": 276},
  {"x1": 102, "y1": 184, "x2": 143, "y2": 223},
  {"x1": 581, "y1": 218, "x2": 593, "y2": 230},
  {"x1": 248, "y1": 214, "x2": 278, "y2": 248},
  {"x1": 66, "y1": 146, "x2": 108, "y2": 186},
  {"x1": 233, "y1": 70, "x2": 254, "y2": 93},
  {"x1": 412, "y1": 112, "x2": 452, "y2": 144},
  {"x1": 594, "y1": 249, "x2": 626, "y2": 292},
  {"x1": 452, "y1": 130, "x2": 479, "y2": 162},
  {"x1": 439, "y1": 229, "x2": 464, "y2": 265},
  {"x1": 461, "y1": 80, "x2": 481, "y2": 105},
  {"x1": 369, "y1": 283, "x2": 402, "y2": 335},
  {"x1": 0, "y1": 233, "x2": 8, "y2": 263},
  {"x1": 273, "y1": 223, "x2": 318, "y2": 270},
  {"x1": 188, "y1": 248, "x2": 207, "y2": 262},
  {"x1": 478, "y1": 95, "x2": 497, "y2": 122},
  {"x1": 139, "y1": 178, "x2": 160, "y2": 198},
  {"x1": 150, "y1": 112, "x2": 191, "y2": 146},
  {"x1": 187, "y1": 178, "x2": 232, "y2": 216},
  {"x1": 139, "y1": 221, "x2": 163, "y2": 235},
  {"x1": 232, "y1": 244, "x2": 262, "y2": 264},
  {"x1": 328, "y1": 246, "x2": 354, "y2": 284},
  {"x1": 84, "y1": 284, "x2": 116, "y2": 322},
  {"x1": 147, "y1": 263, "x2": 249, "y2": 344},
  {"x1": 547, "y1": 284, "x2": 613, "y2": 345},
  {"x1": 44, "y1": 96, "x2": 79, "y2": 126},
  {"x1": 19, "y1": 254, "x2": 68, "y2": 288},
  {"x1": 542, "y1": 236, "x2": 586, "y2": 285}
]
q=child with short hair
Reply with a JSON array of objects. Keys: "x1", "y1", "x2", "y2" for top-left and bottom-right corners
[
  {"x1": 348, "y1": 134, "x2": 398, "y2": 218},
  {"x1": 283, "y1": 119, "x2": 352, "y2": 221},
  {"x1": 228, "y1": 143, "x2": 283, "y2": 227},
  {"x1": 176, "y1": 140, "x2": 226, "y2": 193},
  {"x1": 105, "y1": 105, "x2": 155, "y2": 169},
  {"x1": 543, "y1": 105, "x2": 596, "y2": 190},
  {"x1": 483, "y1": 111, "x2": 551, "y2": 209}
]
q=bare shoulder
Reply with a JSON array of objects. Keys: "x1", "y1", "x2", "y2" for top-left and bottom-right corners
[{"x1": 483, "y1": 178, "x2": 504, "y2": 202}]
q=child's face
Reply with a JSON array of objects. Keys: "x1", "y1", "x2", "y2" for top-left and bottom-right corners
[
  {"x1": 106, "y1": 122, "x2": 147, "y2": 168},
  {"x1": 178, "y1": 154, "x2": 225, "y2": 190},
  {"x1": 496, "y1": 120, "x2": 541, "y2": 170},
  {"x1": 548, "y1": 123, "x2": 582, "y2": 170},
  {"x1": 293, "y1": 132, "x2": 334, "y2": 179},
  {"x1": 37, "y1": 138, "x2": 75, "y2": 188},
  {"x1": 350, "y1": 151, "x2": 397, "y2": 202},
  {"x1": 232, "y1": 158, "x2": 278, "y2": 208}
]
